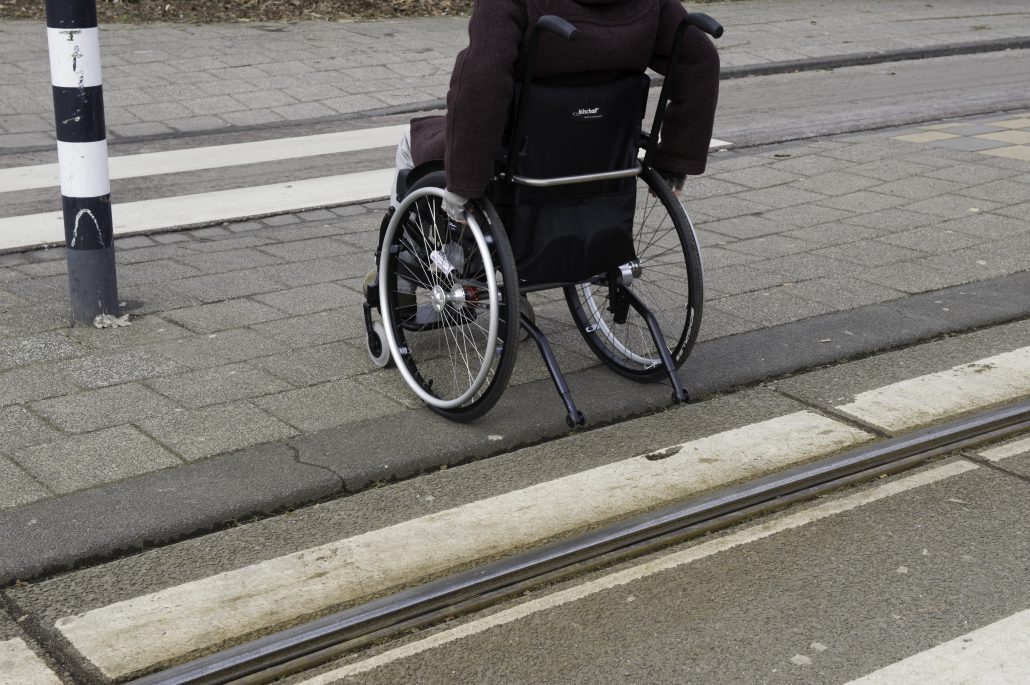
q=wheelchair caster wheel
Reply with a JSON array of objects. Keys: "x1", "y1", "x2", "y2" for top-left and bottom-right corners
[
  {"x1": 367, "y1": 321, "x2": 392, "y2": 368},
  {"x1": 565, "y1": 410, "x2": 585, "y2": 428}
]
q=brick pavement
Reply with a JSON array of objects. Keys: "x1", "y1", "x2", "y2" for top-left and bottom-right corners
[
  {"x1": 2, "y1": 0, "x2": 1029, "y2": 149},
  {"x1": 1, "y1": 111, "x2": 1028, "y2": 512}
]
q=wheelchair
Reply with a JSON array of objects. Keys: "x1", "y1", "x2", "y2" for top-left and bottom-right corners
[{"x1": 363, "y1": 13, "x2": 723, "y2": 426}]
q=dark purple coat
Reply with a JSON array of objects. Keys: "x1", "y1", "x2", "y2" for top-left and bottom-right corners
[{"x1": 410, "y1": 0, "x2": 720, "y2": 199}]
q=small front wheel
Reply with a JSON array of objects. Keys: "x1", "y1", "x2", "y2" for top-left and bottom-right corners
[{"x1": 367, "y1": 321, "x2": 392, "y2": 368}]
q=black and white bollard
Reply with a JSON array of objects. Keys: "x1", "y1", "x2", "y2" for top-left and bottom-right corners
[{"x1": 45, "y1": 0, "x2": 119, "y2": 324}]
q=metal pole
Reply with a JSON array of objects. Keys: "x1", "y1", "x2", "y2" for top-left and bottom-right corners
[{"x1": 44, "y1": 0, "x2": 119, "y2": 324}]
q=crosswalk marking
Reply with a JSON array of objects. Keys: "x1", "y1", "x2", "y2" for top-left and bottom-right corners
[
  {"x1": 295, "y1": 460, "x2": 980, "y2": 683},
  {"x1": 0, "y1": 126, "x2": 731, "y2": 252},
  {"x1": 0, "y1": 638, "x2": 63, "y2": 685},
  {"x1": 835, "y1": 347, "x2": 1030, "y2": 432},
  {"x1": 54, "y1": 410, "x2": 870, "y2": 679},
  {"x1": 0, "y1": 169, "x2": 394, "y2": 252},
  {"x1": 0, "y1": 125, "x2": 408, "y2": 194},
  {"x1": 844, "y1": 608, "x2": 1030, "y2": 684}
]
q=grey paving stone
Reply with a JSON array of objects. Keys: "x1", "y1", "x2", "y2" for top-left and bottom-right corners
[
  {"x1": 903, "y1": 195, "x2": 1002, "y2": 219},
  {"x1": 695, "y1": 306, "x2": 761, "y2": 341},
  {"x1": 789, "y1": 171, "x2": 882, "y2": 196},
  {"x1": 926, "y1": 163, "x2": 1020, "y2": 185},
  {"x1": 914, "y1": 249, "x2": 1030, "y2": 283},
  {"x1": 751, "y1": 252, "x2": 864, "y2": 282},
  {"x1": 846, "y1": 208, "x2": 940, "y2": 232},
  {"x1": 696, "y1": 246, "x2": 757, "y2": 270},
  {"x1": 184, "y1": 95, "x2": 247, "y2": 116},
  {"x1": 811, "y1": 239, "x2": 929, "y2": 267},
  {"x1": 263, "y1": 223, "x2": 349, "y2": 244},
  {"x1": 176, "y1": 248, "x2": 282, "y2": 274},
  {"x1": 0, "y1": 366, "x2": 77, "y2": 407},
  {"x1": 138, "y1": 401, "x2": 297, "y2": 461},
  {"x1": 0, "y1": 406, "x2": 61, "y2": 450},
  {"x1": 296, "y1": 209, "x2": 337, "y2": 221},
  {"x1": 163, "y1": 298, "x2": 288, "y2": 333},
  {"x1": 253, "y1": 283, "x2": 362, "y2": 316},
  {"x1": 738, "y1": 186, "x2": 828, "y2": 209},
  {"x1": 65, "y1": 315, "x2": 192, "y2": 353},
  {"x1": 689, "y1": 196, "x2": 775, "y2": 221},
  {"x1": 938, "y1": 213, "x2": 1029, "y2": 241},
  {"x1": 782, "y1": 222, "x2": 883, "y2": 245},
  {"x1": 220, "y1": 109, "x2": 286, "y2": 127},
  {"x1": 151, "y1": 328, "x2": 288, "y2": 369},
  {"x1": 704, "y1": 265, "x2": 792, "y2": 297},
  {"x1": 109, "y1": 122, "x2": 175, "y2": 138},
  {"x1": 0, "y1": 303, "x2": 71, "y2": 339},
  {"x1": 879, "y1": 225, "x2": 984, "y2": 253},
  {"x1": 682, "y1": 177, "x2": 750, "y2": 199},
  {"x1": 181, "y1": 236, "x2": 274, "y2": 254},
  {"x1": 170, "y1": 270, "x2": 281, "y2": 302},
  {"x1": 701, "y1": 215, "x2": 786, "y2": 240},
  {"x1": 251, "y1": 340, "x2": 372, "y2": 386},
  {"x1": 116, "y1": 236, "x2": 158, "y2": 250},
  {"x1": 870, "y1": 176, "x2": 968, "y2": 200},
  {"x1": 856, "y1": 261, "x2": 962, "y2": 294},
  {"x1": 189, "y1": 226, "x2": 233, "y2": 240},
  {"x1": 12, "y1": 426, "x2": 181, "y2": 494},
  {"x1": 712, "y1": 287, "x2": 838, "y2": 328},
  {"x1": 330, "y1": 204, "x2": 370, "y2": 218},
  {"x1": 151, "y1": 232, "x2": 195, "y2": 244},
  {"x1": 767, "y1": 154, "x2": 855, "y2": 177},
  {"x1": 167, "y1": 115, "x2": 232, "y2": 133},
  {"x1": 145, "y1": 363, "x2": 292, "y2": 408},
  {"x1": 779, "y1": 275, "x2": 906, "y2": 309},
  {"x1": 31, "y1": 383, "x2": 180, "y2": 433},
  {"x1": 116, "y1": 245, "x2": 193, "y2": 264},
  {"x1": 0, "y1": 333, "x2": 81, "y2": 371},
  {"x1": 712, "y1": 166, "x2": 801, "y2": 190},
  {"x1": 225, "y1": 221, "x2": 265, "y2": 233},
  {"x1": 0, "y1": 456, "x2": 50, "y2": 511},
  {"x1": 251, "y1": 307, "x2": 362, "y2": 347},
  {"x1": 722, "y1": 234, "x2": 816, "y2": 258},
  {"x1": 118, "y1": 260, "x2": 203, "y2": 286},
  {"x1": 261, "y1": 214, "x2": 302, "y2": 227},
  {"x1": 995, "y1": 201, "x2": 1030, "y2": 221},
  {"x1": 929, "y1": 137, "x2": 1008, "y2": 152},
  {"x1": 12, "y1": 260, "x2": 67, "y2": 277},
  {"x1": 257, "y1": 236, "x2": 354, "y2": 262},
  {"x1": 254, "y1": 257, "x2": 357, "y2": 288},
  {"x1": 57, "y1": 349, "x2": 184, "y2": 389},
  {"x1": 817, "y1": 190, "x2": 910, "y2": 213},
  {"x1": 956, "y1": 179, "x2": 1030, "y2": 205},
  {"x1": 253, "y1": 378, "x2": 404, "y2": 433}
]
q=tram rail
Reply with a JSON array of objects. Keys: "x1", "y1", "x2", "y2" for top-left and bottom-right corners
[{"x1": 129, "y1": 399, "x2": 1030, "y2": 685}]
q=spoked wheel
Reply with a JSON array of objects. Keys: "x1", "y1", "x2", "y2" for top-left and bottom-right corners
[
  {"x1": 564, "y1": 165, "x2": 704, "y2": 381},
  {"x1": 378, "y1": 171, "x2": 520, "y2": 422}
]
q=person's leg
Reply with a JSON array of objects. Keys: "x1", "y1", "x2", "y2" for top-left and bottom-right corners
[{"x1": 389, "y1": 124, "x2": 414, "y2": 209}]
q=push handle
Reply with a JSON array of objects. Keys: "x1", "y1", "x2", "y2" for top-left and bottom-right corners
[
  {"x1": 537, "y1": 15, "x2": 579, "y2": 41},
  {"x1": 686, "y1": 12, "x2": 723, "y2": 39}
]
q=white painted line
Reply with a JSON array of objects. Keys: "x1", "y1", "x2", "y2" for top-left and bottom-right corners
[
  {"x1": 836, "y1": 347, "x2": 1030, "y2": 432},
  {"x1": 55, "y1": 411, "x2": 870, "y2": 679},
  {"x1": 47, "y1": 27, "x2": 103, "y2": 89},
  {"x1": 1, "y1": 132, "x2": 729, "y2": 195},
  {"x1": 296, "y1": 460, "x2": 979, "y2": 683},
  {"x1": 979, "y1": 435, "x2": 1030, "y2": 462},
  {"x1": 57, "y1": 140, "x2": 111, "y2": 198},
  {"x1": 0, "y1": 125, "x2": 408, "y2": 194},
  {"x1": 844, "y1": 608, "x2": 1030, "y2": 684},
  {"x1": 0, "y1": 638, "x2": 64, "y2": 685},
  {"x1": 0, "y1": 169, "x2": 394, "y2": 252}
]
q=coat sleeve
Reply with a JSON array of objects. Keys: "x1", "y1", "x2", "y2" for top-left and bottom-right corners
[
  {"x1": 444, "y1": 0, "x2": 528, "y2": 199},
  {"x1": 649, "y1": 0, "x2": 720, "y2": 176}
]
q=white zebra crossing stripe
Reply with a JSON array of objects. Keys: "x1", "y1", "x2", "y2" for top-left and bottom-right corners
[
  {"x1": 0, "y1": 638, "x2": 63, "y2": 685},
  {"x1": 54, "y1": 411, "x2": 870, "y2": 679},
  {"x1": 0, "y1": 169, "x2": 394, "y2": 252},
  {"x1": 843, "y1": 608, "x2": 1030, "y2": 684},
  {"x1": 0, "y1": 125, "x2": 409, "y2": 194},
  {"x1": 835, "y1": 347, "x2": 1030, "y2": 432}
]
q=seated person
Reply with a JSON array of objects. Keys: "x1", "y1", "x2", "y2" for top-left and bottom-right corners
[{"x1": 389, "y1": 0, "x2": 721, "y2": 221}]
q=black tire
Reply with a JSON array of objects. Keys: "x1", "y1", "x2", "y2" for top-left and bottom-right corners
[
  {"x1": 564, "y1": 165, "x2": 704, "y2": 381},
  {"x1": 380, "y1": 171, "x2": 520, "y2": 422}
]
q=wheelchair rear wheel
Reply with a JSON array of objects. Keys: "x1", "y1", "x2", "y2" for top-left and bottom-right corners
[
  {"x1": 564, "y1": 165, "x2": 704, "y2": 381},
  {"x1": 378, "y1": 172, "x2": 520, "y2": 422}
]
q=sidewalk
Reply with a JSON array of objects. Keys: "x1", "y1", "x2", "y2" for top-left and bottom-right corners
[
  {"x1": 2, "y1": 0, "x2": 1030, "y2": 149},
  {"x1": 1, "y1": 108, "x2": 1029, "y2": 581}
]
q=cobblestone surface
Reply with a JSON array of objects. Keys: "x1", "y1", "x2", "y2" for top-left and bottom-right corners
[{"x1": 0, "y1": 114, "x2": 1028, "y2": 508}]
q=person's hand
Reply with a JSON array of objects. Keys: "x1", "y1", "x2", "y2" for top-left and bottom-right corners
[
  {"x1": 442, "y1": 189, "x2": 469, "y2": 223},
  {"x1": 655, "y1": 168, "x2": 686, "y2": 198}
]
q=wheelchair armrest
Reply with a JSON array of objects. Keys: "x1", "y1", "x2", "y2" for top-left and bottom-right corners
[{"x1": 686, "y1": 12, "x2": 723, "y2": 39}]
